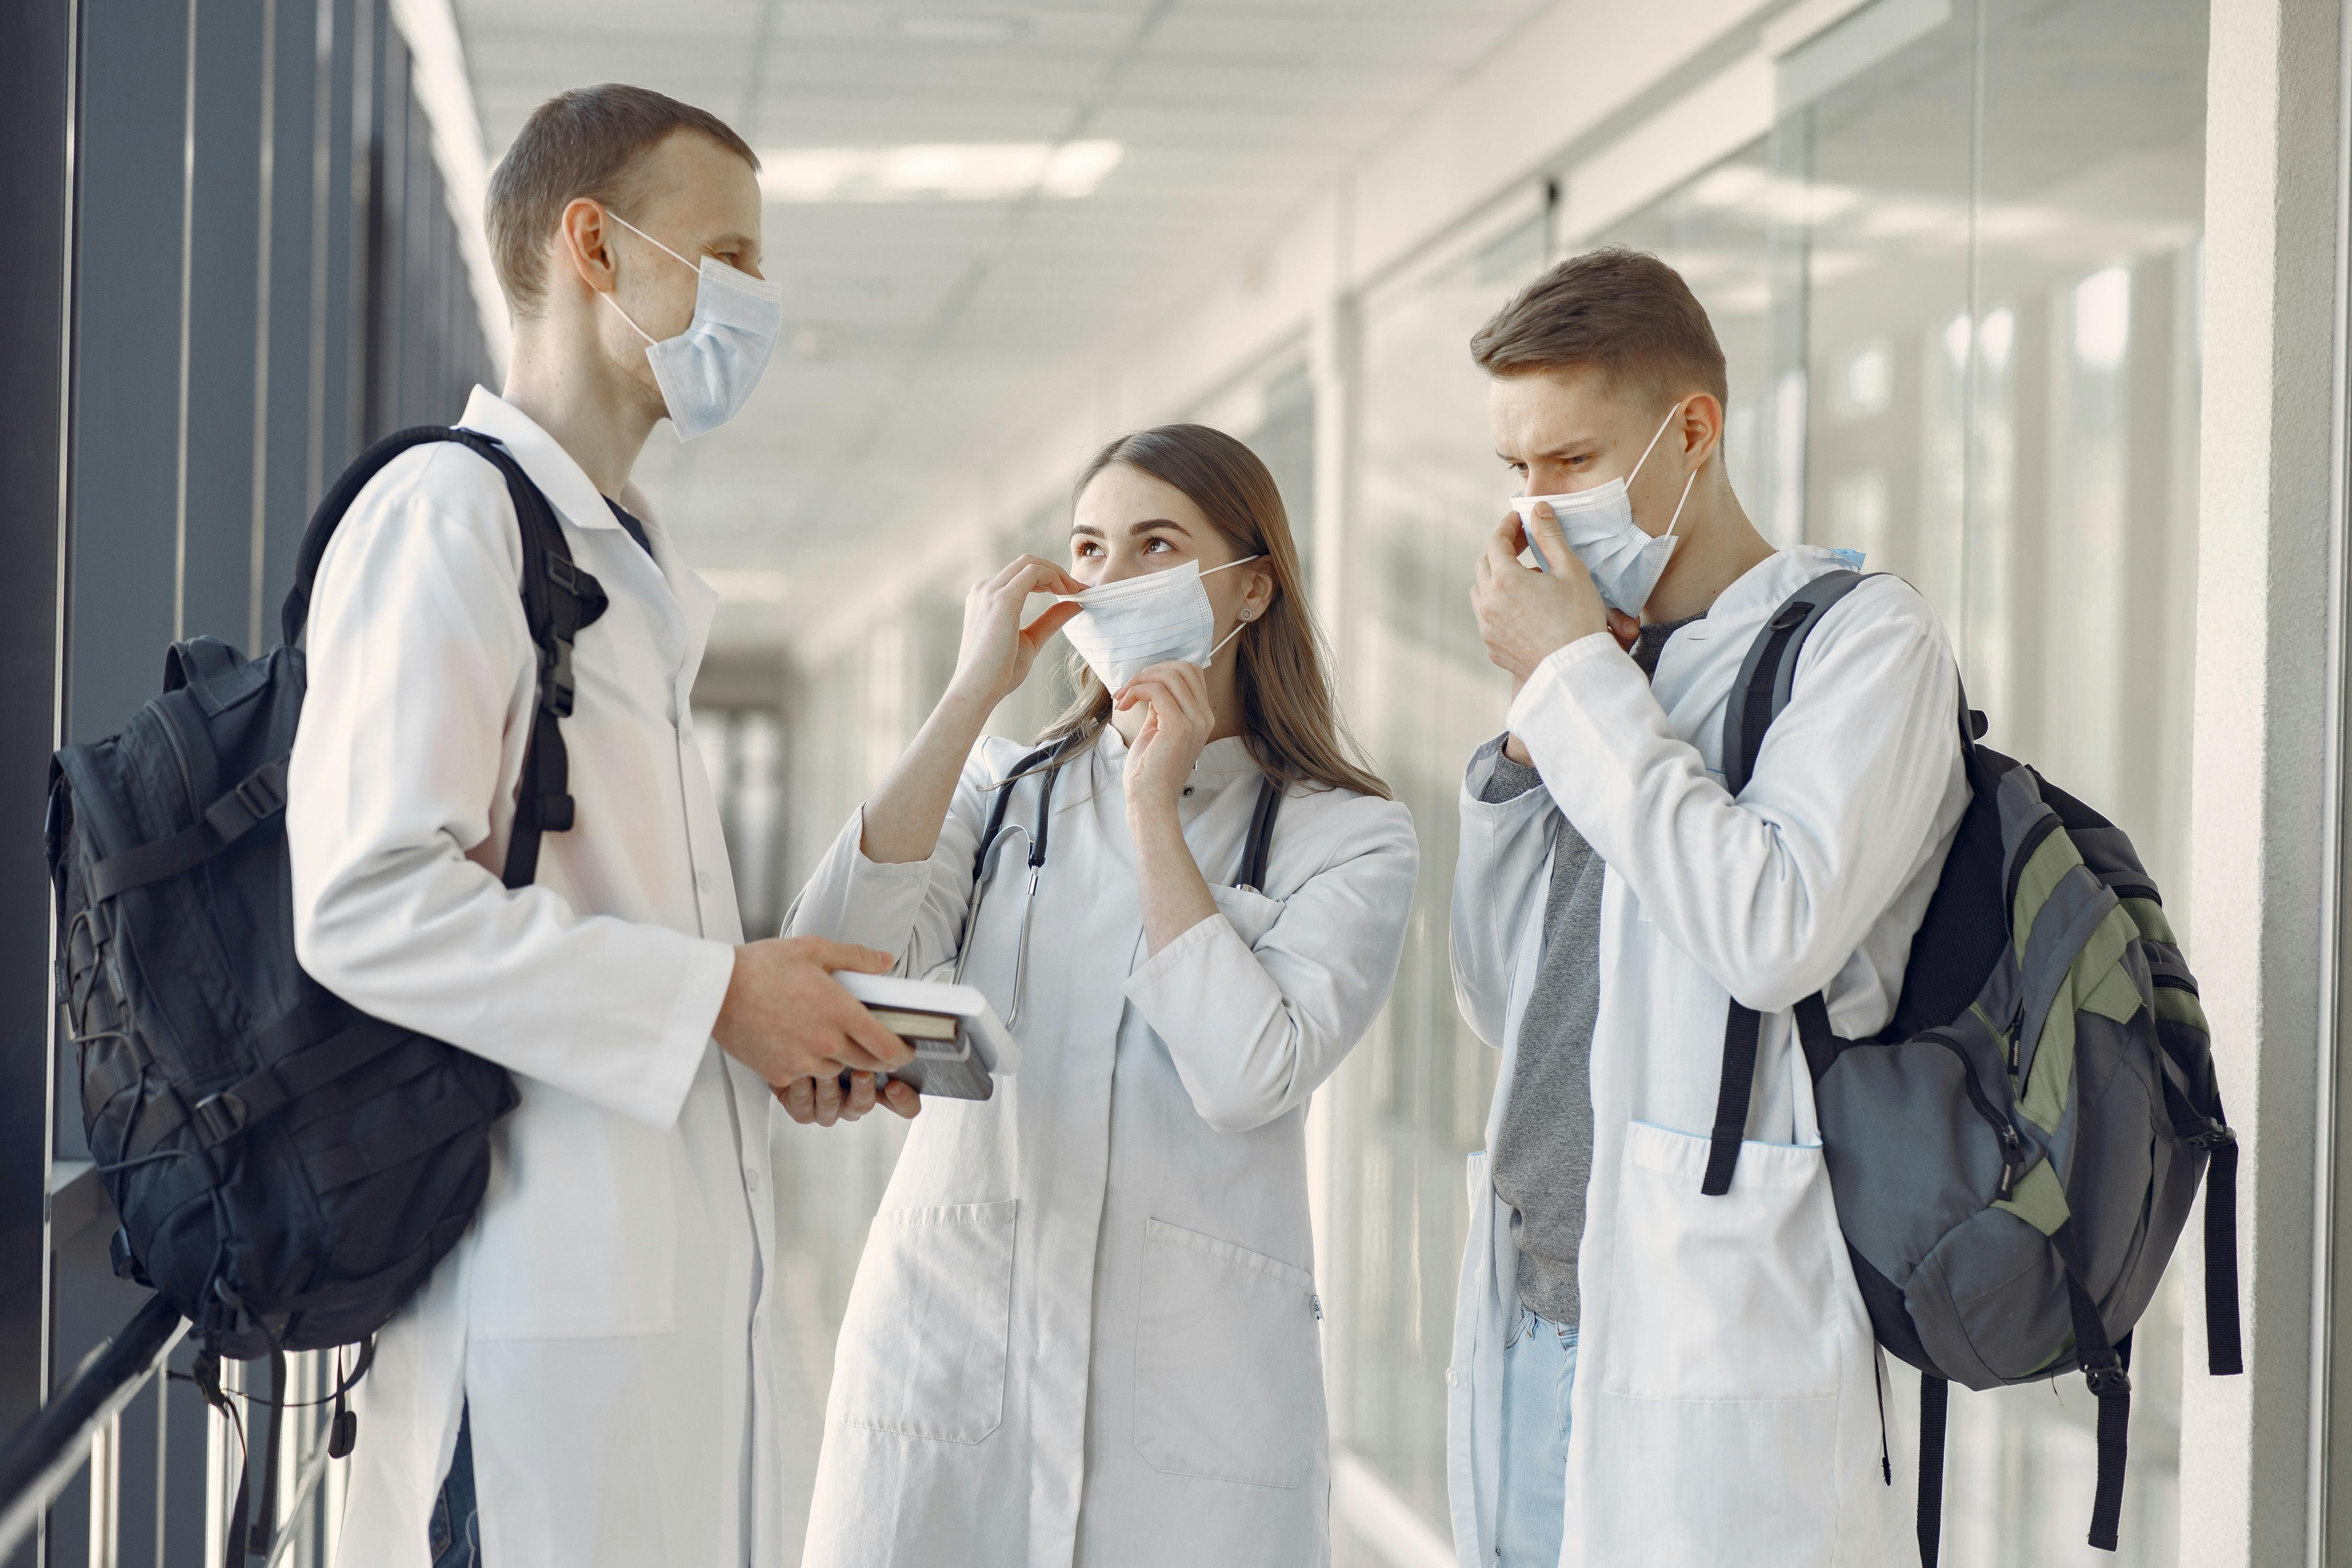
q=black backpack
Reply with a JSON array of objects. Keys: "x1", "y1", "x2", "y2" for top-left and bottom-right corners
[
  {"x1": 1699, "y1": 569, "x2": 2240, "y2": 1563},
  {"x1": 44, "y1": 426, "x2": 609, "y2": 1559}
]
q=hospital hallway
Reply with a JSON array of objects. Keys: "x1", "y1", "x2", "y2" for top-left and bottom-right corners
[{"x1": 2, "y1": 0, "x2": 2348, "y2": 1564}]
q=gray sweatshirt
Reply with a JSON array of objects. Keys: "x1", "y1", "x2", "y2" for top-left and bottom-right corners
[{"x1": 1484, "y1": 617, "x2": 1691, "y2": 1326}]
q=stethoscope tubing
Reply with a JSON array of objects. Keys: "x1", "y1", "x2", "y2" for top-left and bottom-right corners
[
  {"x1": 953, "y1": 743, "x2": 1066, "y2": 1027},
  {"x1": 953, "y1": 738, "x2": 1283, "y2": 1029}
]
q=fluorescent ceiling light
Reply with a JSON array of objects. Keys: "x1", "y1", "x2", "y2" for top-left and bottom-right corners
[
  {"x1": 894, "y1": 13, "x2": 1029, "y2": 44},
  {"x1": 758, "y1": 141, "x2": 1124, "y2": 203}
]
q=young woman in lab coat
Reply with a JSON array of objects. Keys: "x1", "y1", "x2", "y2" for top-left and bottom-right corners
[{"x1": 787, "y1": 424, "x2": 1418, "y2": 1566}]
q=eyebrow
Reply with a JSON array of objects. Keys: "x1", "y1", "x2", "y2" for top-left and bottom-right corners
[
  {"x1": 1497, "y1": 443, "x2": 1596, "y2": 463},
  {"x1": 1069, "y1": 518, "x2": 1191, "y2": 538}
]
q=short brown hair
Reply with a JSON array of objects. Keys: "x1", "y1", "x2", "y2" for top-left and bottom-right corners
[
  {"x1": 485, "y1": 84, "x2": 759, "y2": 317},
  {"x1": 1469, "y1": 247, "x2": 1728, "y2": 407}
]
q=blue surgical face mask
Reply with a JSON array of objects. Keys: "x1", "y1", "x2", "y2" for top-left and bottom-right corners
[
  {"x1": 601, "y1": 213, "x2": 782, "y2": 441},
  {"x1": 1512, "y1": 403, "x2": 1700, "y2": 616}
]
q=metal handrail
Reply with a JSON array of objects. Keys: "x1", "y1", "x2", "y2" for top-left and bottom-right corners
[{"x1": 0, "y1": 1294, "x2": 187, "y2": 1558}]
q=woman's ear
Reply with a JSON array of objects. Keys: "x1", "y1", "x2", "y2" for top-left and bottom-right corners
[{"x1": 1238, "y1": 563, "x2": 1277, "y2": 622}]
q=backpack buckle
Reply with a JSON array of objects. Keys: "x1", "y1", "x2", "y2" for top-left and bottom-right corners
[
  {"x1": 2082, "y1": 1362, "x2": 2131, "y2": 1399},
  {"x1": 233, "y1": 768, "x2": 286, "y2": 822},
  {"x1": 2180, "y1": 1117, "x2": 2235, "y2": 1150},
  {"x1": 543, "y1": 549, "x2": 581, "y2": 595},
  {"x1": 537, "y1": 640, "x2": 577, "y2": 718},
  {"x1": 192, "y1": 1089, "x2": 248, "y2": 1146},
  {"x1": 1770, "y1": 602, "x2": 1812, "y2": 631}
]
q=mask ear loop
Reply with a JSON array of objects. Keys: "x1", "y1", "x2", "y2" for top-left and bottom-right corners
[
  {"x1": 1632, "y1": 402, "x2": 1703, "y2": 539},
  {"x1": 1201, "y1": 555, "x2": 1265, "y2": 667},
  {"x1": 597, "y1": 208, "x2": 696, "y2": 347}
]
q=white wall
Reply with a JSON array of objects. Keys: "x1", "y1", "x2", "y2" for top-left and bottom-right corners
[{"x1": 2181, "y1": 0, "x2": 2346, "y2": 1561}]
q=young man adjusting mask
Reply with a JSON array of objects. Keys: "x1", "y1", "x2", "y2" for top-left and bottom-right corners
[
  {"x1": 289, "y1": 86, "x2": 912, "y2": 1568},
  {"x1": 1445, "y1": 248, "x2": 1969, "y2": 1567}
]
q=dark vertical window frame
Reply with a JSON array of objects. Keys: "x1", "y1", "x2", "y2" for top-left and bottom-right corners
[
  {"x1": 0, "y1": 0, "x2": 78, "y2": 1560},
  {"x1": 181, "y1": 0, "x2": 269, "y2": 649},
  {"x1": 246, "y1": 0, "x2": 279, "y2": 655},
  {"x1": 302, "y1": 0, "x2": 338, "y2": 513},
  {"x1": 312, "y1": 0, "x2": 361, "y2": 502},
  {"x1": 369, "y1": 37, "x2": 408, "y2": 443},
  {"x1": 358, "y1": 0, "x2": 390, "y2": 445},
  {"x1": 170, "y1": 0, "x2": 198, "y2": 644},
  {"x1": 258, "y1": 0, "x2": 318, "y2": 615},
  {"x1": 400, "y1": 52, "x2": 433, "y2": 425}
]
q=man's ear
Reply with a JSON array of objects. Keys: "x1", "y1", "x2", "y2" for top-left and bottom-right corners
[
  {"x1": 1679, "y1": 393, "x2": 1725, "y2": 469},
  {"x1": 557, "y1": 198, "x2": 619, "y2": 298}
]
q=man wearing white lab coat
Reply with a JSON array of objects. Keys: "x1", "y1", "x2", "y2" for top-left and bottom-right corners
[
  {"x1": 1446, "y1": 249, "x2": 1968, "y2": 1566},
  {"x1": 287, "y1": 86, "x2": 912, "y2": 1568}
]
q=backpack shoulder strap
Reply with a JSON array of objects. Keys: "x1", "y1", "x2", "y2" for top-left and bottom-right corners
[
  {"x1": 1701, "y1": 567, "x2": 1875, "y2": 1196},
  {"x1": 1720, "y1": 567, "x2": 1875, "y2": 798},
  {"x1": 1236, "y1": 775, "x2": 1283, "y2": 892},
  {"x1": 278, "y1": 425, "x2": 609, "y2": 890}
]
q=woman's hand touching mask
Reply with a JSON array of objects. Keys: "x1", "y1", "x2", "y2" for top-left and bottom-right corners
[{"x1": 949, "y1": 556, "x2": 1086, "y2": 710}]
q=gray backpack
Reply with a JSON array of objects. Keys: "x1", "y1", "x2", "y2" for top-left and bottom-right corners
[{"x1": 1700, "y1": 570, "x2": 2240, "y2": 1563}]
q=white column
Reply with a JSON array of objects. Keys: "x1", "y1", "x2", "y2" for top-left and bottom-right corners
[
  {"x1": 2181, "y1": 0, "x2": 2347, "y2": 1562},
  {"x1": 1307, "y1": 179, "x2": 1359, "y2": 672}
]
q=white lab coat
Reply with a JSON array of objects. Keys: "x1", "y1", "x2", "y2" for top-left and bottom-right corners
[
  {"x1": 1445, "y1": 547, "x2": 1969, "y2": 1568},
  {"x1": 788, "y1": 728, "x2": 1417, "y2": 1568},
  {"x1": 287, "y1": 387, "x2": 782, "y2": 1568}
]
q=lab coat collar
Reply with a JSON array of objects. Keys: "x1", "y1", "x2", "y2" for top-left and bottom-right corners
[
  {"x1": 1694, "y1": 544, "x2": 1857, "y2": 626},
  {"x1": 1091, "y1": 725, "x2": 1261, "y2": 778},
  {"x1": 455, "y1": 386, "x2": 624, "y2": 538},
  {"x1": 457, "y1": 387, "x2": 720, "y2": 663}
]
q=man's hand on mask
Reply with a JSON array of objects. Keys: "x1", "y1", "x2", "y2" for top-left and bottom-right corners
[{"x1": 1472, "y1": 504, "x2": 1636, "y2": 685}]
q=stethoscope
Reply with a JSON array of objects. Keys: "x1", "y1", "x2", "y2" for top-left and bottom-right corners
[{"x1": 952, "y1": 738, "x2": 1284, "y2": 1027}]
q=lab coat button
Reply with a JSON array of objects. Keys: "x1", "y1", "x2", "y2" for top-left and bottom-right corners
[
  {"x1": 696, "y1": 870, "x2": 713, "y2": 892},
  {"x1": 742, "y1": 1166, "x2": 760, "y2": 1192}
]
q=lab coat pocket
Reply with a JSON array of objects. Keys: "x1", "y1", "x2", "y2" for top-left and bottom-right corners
[
  {"x1": 1590, "y1": 1122, "x2": 1842, "y2": 1563},
  {"x1": 1209, "y1": 884, "x2": 1285, "y2": 948},
  {"x1": 836, "y1": 1198, "x2": 1018, "y2": 1444},
  {"x1": 1134, "y1": 1218, "x2": 1323, "y2": 1489}
]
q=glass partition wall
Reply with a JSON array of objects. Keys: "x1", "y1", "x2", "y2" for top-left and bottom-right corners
[
  {"x1": 754, "y1": 2, "x2": 2211, "y2": 1561},
  {"x1": 1327, "y1": 2, "x2": 2209, "y2": 1564}
]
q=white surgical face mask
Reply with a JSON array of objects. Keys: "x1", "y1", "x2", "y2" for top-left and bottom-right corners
[
  {"x1": 1512, "y1": 403, "x2": 1700, "y2": 615},
  {"x1": 1057, "y1": 556, "x2": 1261, "y2": 693},
  {"x1": 601, "y1": 213, "x2": 782, "y2": 441}
]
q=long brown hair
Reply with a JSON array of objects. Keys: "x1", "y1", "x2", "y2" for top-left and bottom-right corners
[{"x1": 1037, "y1": 424, "x2": 1389, "y2": 800}]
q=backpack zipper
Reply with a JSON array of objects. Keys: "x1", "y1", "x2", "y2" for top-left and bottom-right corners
[
  {"x1": 2003, "y1": 813, "x2": 2062, "y2": 926},
  {"x1": 1927, "y1": 1029, "x2": 2028, "y2": 1196}
]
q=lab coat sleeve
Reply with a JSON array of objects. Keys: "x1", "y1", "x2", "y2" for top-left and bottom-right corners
[
  {"x1": 782, "y1": 746, "x2": 996, "y2": 978},
  {"x1": 287, "y1": 447, "x2": 735, "y2": 1129},
  {"x1": 1506, "y1": 578, "x2": 1960, "y2": 1013},
  {"x1": 1450, "y1": 735, "x2": 1558, "y2": 1049},
  {"x1": 1125, "y1": 795, "x2": 1419, "y2": 1134}
]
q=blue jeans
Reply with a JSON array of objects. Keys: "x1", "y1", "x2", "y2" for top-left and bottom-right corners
[
  {"x1": 1496, "y1": 1306, "x2": 1578, "y2": 1568},
  {"x1": 429, "y1": 1405, "x2": 482, "y2": 1567}
]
